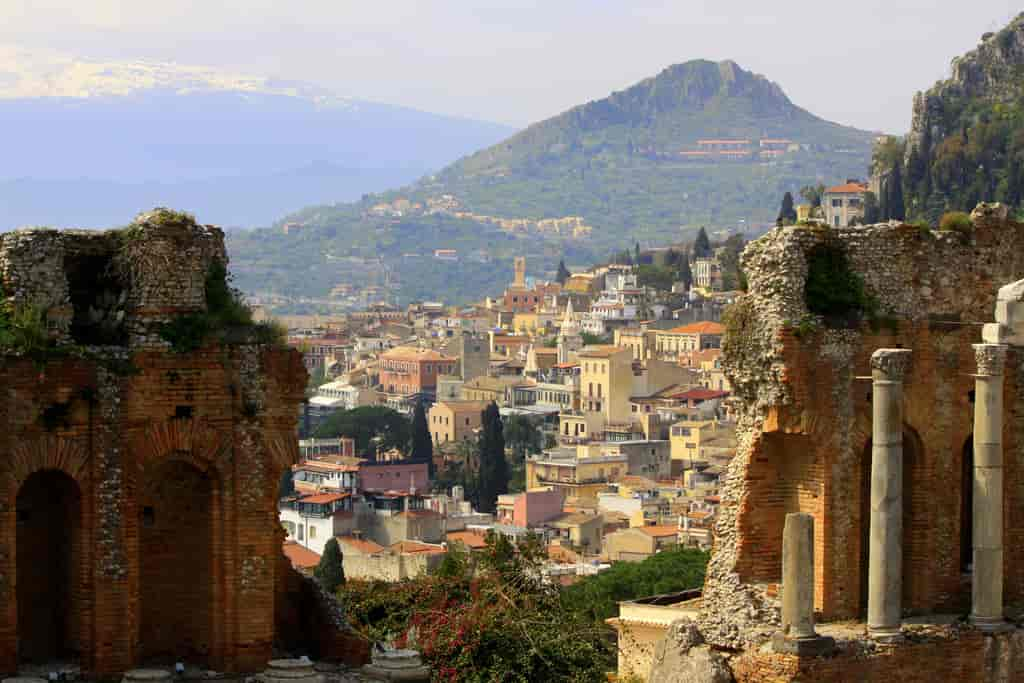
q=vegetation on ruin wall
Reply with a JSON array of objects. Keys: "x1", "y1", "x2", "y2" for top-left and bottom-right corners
[{"x1": 159, "y1": 259, "x2": 287, "y2": 353}]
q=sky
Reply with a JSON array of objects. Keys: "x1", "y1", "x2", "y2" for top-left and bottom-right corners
[{"x1": 1, "y1": 1, "x2": 1021, "y2": 133}]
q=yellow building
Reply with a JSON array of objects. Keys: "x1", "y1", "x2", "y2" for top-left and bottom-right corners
[
  {"x1": 525, "y1": 445, "x2": 629, "y2": 503},
  {"x1": 796, "y1": 204, "x2": 813, "y2": 222},
  {"x1": 654, "y1": 321, "x2": 725, "y2": 358},
  {"x1": 512, "y1": 310, "x2": 555, "y2": 335},
  {"x1": 575, "y1": 345, "x2": 633, "y2": 439},
  {"x1": 669, "y1": 419, "x2": 718, "y2": 465},
  {"x1": 614, "y1": 327, "x2": 656, "y2": 361},
  {"x1": 603, "y1": 525, "x2": 680, "y2": 562},
  {"x1": 429, "y1": 400, "x2": 490, "y2": 445}
]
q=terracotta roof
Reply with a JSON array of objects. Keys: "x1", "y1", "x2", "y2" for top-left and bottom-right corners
[
  {"x1": 299, "y1": 492, "x2": 350, "y2": 505},
  {"x1": 381, "y1": 346, "x2": 452, "y2": 362},
  {"x1": 673, "y1": 388, "x2": 729, "y2": 402},
  {"x1": 825, "y1": 182, "x2": 868, "y2": 194},
  {"x1": 665, "y1": 321, "x2": 725, "y2": 335},
  {"x1": 282, "y1": 541, "x2": 321, "y2": 570},
  {"x1": 446, "y1": 531, "x2": 489, "y2": 549},
  {"x1": 391, "y1": 540, "x2": 446, "y2": 555},
  {"x1": 337, "y1": 536, "x2": 385, "y2": 555},
  {"x1": 639, "y1": 525, "x2": 681, "y2": 538}
]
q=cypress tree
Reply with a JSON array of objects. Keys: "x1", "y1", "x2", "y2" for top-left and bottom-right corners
[
  {"x1": 410, "y1": 400, "x2": 434, "y2": 477},
  {"x1": 314, "y1": 538, "x2": 346, "y2": 592},
  {"x1": 777, "y1": 192, "x2": 797, "y2": 225},
  {"x1": 888, "y1": 161, "x2": 906, "y2": 221},
  {"x1": 476, "y1": 403, "x2": 508, "y2": 514},
  {"x1": 693, "y1": 227, "x2": 712, "y2": 258},
  {"x1": 556, "y1": 259, "x2": 571, "y2": 285},
  {"x1": 677, "y1": 257, "x2": 693, "y2": 291},
  {"x1": 278, "y1": 467, "x2": 295, "y2": 499}
]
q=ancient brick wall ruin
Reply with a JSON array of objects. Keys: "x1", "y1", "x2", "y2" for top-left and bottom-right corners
[
  {"x1": 0, "y1": 210, "x2": 308, "y2": 677},
  {"x1": 690, "y1": 205, "x2": 1024, "y2": 679}
]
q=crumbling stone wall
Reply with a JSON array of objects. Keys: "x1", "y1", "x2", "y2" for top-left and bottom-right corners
[
  {"x1": 0, "y1": 210, "x2": 307, "y2": 677},
  {"x1": 702, "y1": 205, "x2": 1024, "y2": 649}
]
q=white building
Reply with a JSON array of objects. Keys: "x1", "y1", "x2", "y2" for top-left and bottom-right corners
[
  {"x1": 823, "y1": 181, "x2": 868, "y2": 227},
  {"x1": 279, "y1": 492, "x2": 357, "y2": 556}
]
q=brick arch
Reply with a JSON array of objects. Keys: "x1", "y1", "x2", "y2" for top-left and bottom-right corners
[
  {"x1": 132, "y1": 419, "x2": 231, "y2": 477},
  {"x1": 2, "y1": 435, "x2": 90, "y2": 490},
  {"x1": 854, "y1": 421, "x2": 928, "y2": 615}
]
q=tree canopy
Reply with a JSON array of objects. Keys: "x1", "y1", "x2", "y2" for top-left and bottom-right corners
[
  {"x1": 693, "y1": 226, "x2": 712, "y2": 258},
  {"x1": 777, "y1": 191, "x2": 797, "y2": 225},
  {"x1": 410, "y1": 401, "x2": 434, "y2": 475},
  {"x1": 314, "y1": 406, "x2": 411, "y2": 457}
]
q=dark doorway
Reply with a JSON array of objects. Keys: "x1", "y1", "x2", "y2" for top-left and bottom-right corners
[
  {"x1": 65, "y1": 250, "x2": 126, "y2": 346},
  {"x1": 139, "y1": 460, "x2": 214, "y2": 663},
  {"x1": 961, "y1": 436, "x2": 974, "y2": 574},
  {"x1": 859, "y1": 431, "x2": 918, "y2": 614},
  {"x1": 16, "y1": 470, "x2": 83, "y2": 663}
]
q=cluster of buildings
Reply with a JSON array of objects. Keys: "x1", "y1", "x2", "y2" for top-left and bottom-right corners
[
  {"x1": 278, "y1": 253, "x2": 741, "y2": 583},
  {"x1": 678, "y1": 137, "x2": 804, "y2": 162}
]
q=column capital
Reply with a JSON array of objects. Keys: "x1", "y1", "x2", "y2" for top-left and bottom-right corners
[
  {"x1": 973, "y1": 343, "x2": 1008, "y2": 377},
  {"x1": 870, "y1": 348, "x2": 912, "y2": 382}
]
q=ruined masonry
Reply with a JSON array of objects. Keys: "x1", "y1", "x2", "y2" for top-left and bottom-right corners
[
  {"x1": 0, "y1": 210, "x2": 330, "y2": 677},
  {"x1": 668, "y1": 204, "x2": 1024, "y2": 681}
]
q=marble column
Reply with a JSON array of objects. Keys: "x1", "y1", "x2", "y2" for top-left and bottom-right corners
[
  {"x1": 867, "y1": 348, "x2": 911, "y2": 643},
  {"x1": 971, "y1": 343, "x2": 1008, "y2": 632},
  {"x1": 772, "y1": 513, "x2": 834, "y2": 655}
]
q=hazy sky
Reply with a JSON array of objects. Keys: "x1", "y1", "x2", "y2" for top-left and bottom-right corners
[{"x1": 2, "y1": 1, "x2": 1020, "y2": 133}]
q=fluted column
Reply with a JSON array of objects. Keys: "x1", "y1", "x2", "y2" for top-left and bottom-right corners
[
  {"x1": 867, "y1": 348, "x2": 911, "y2": 643},
  {"x1": 971, "y1": 343, "x2": 1008, "y2": 632}
]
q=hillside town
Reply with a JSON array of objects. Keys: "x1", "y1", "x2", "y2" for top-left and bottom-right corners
[{"x1": 279, "y1": 249, "x2": 736, "y2": 586}]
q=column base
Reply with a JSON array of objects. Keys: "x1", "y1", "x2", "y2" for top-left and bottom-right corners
[
  {"x1": 970, "y1": 615, "x2": 1014, "y2": 634},
  {"x1": 771, "y1": 632, "x2": 836, "y2": 656},
  {"x1": 868, "y1": 626, "x2": 904, "y2": 644}
]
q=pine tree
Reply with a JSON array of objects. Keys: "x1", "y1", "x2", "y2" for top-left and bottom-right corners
[
  {"x1": 634, "y1": 242, "x2": 641, "y2": 265},
  {"x1": 556, "y1": 259, "x2": 571, "y2": 285},
  {"x1": 476, "y1": 403, "x2": 508, "y2": 514},
  {"x1": 314, "y1": 538, "x2": 345, "y2": 592},
  {"x1": 278, "y1": 467, "x2": 295, "y2": 499},
  {"x1": 777, "y1": 192, "x2": 797, "y2": 225},
  {"x1": 410, "y1": 400, "x2": 434, "y2": 477},
  {"x1": 693, "y1": 227, "x2": 712, "y2": 258}
]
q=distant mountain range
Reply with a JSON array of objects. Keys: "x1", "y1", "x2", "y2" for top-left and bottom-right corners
[
  {"x1": 228, "y1": 59, "x2": 879, "y2": 309},
  {"x1": 0, "y1": 47, "x2": 515, "y2": 228}
]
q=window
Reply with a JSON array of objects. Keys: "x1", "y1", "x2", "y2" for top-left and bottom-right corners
[
  {"x1": 297, "y1": 526, "x2": 304, "y2": 541},
  {"x1": 834, "y1": 216, "x2": 841, "y2": 227},
  {"x1": 309, "y1": 526, "x2": 317, "y2": 539},
  {"x1": 832, "y1": 198, "x2": 842, "y2": 208}
]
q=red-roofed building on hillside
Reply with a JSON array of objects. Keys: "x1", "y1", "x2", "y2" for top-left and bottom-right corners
[
  {"x1": 823, "y1": 180, "x2": 868, "y2": 228},
  {"x1": 654, "y1": 321, "x2": 725, "y2": 358},
  {"x1": 282, "y1": 541, "x2": 321, "y2": 575}
]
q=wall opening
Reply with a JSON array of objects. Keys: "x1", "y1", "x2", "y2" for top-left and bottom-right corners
[
  {"x1": 16, "y1": 470, "x2": 83, "y2": 664},
  {"x1": 139, "y1": 459, "x2": 214, "y2": 664},
  {"x1": 65, "y1": 249, "x2": 126, "y2": 345},
  {"x1": 859, "y1": 430, "x2": 920, "y2": 614}
]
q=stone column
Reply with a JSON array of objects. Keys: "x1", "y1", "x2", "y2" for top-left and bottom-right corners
[
  {"x1": 971, "y1": 343, "x2": 1008, "y2": 632},
  {"x1": 867, "y1": 348, "x2": 911, "y2": 643},
  {"x1": 772, "y1": 513, "x2": 834, "y2": 655}
]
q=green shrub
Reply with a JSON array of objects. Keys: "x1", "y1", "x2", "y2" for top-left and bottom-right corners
[
  {"x1": 939, "y1": 211, "x2": 974, "y2": 233},
  {"x1": 804, "y1": 242, "x2": 877, "y2": 322}
]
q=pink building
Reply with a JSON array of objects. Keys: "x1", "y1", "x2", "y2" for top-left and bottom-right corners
[
  {"x1": 359, "y1": 460, "x2": 430, "y2": 493},
  {"x1": 496, "y1": 488, "x2": 565, "y2": 528}
]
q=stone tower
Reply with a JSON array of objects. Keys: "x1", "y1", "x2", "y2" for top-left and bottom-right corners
[
  {"x1": 455, "y1": 331, "x2": 489, "y2": 382},
  {"x1": 557, "y1": 298, "x2": 583, "y2": 365},
  {"x1": 513, "y1": 256, "x2": 527, "y2": 288}
]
